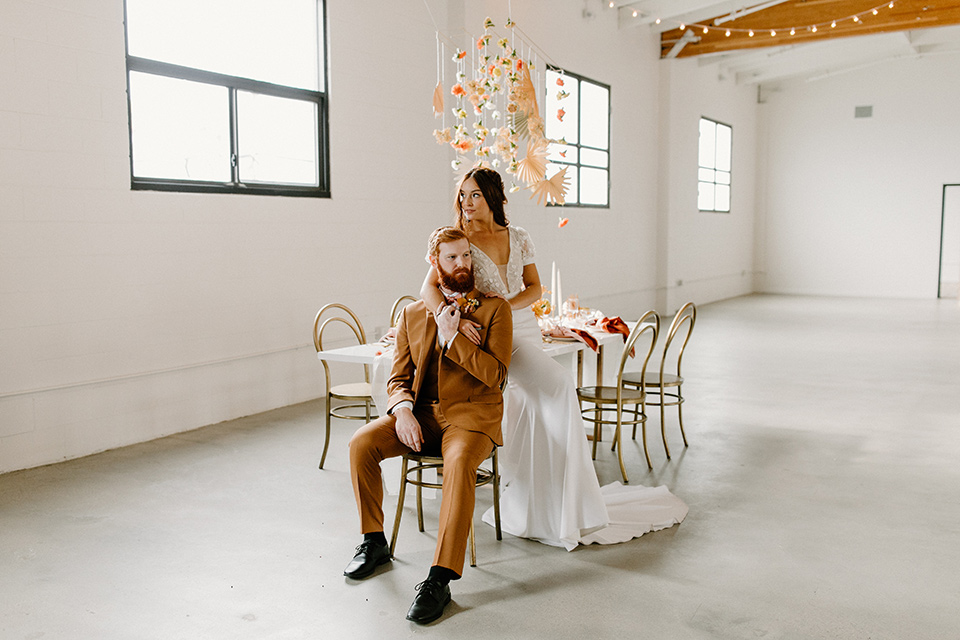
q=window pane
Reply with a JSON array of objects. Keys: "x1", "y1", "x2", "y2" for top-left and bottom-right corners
[
  {"x1": 580, "y1": 148, "x2": 607, "y2": 168},
  {"x1": 698, "y1": 167, "x2": 715, "y2": 183},
  {"x1": 716, "y1": 170, "x2": 731, "y2": 185},
  {"x1": 548, "y1": 163, "x2": 578, "y2": 204},
  {"x1": 545, "y1": 69, "x2": 578, "y2": 144},
  {"x1": 580, "y1": 81, "x2": 609, "y2": 150},
  {"x1": 580, "y1": 167, "x2": 608, "y2": 205},
  {"x1": 698, "y1": 181, "x2": 715, "y2": 210},
  {"x1": 715, "y1": 123, "x2": 732, "y2": 171},
  {"x1": 126, "y1": 0, "x2": 321, "y2": 91},
  {"x1": 548, "y1": 143, "x2": 578, "y2": 164},
  {"x1": 715, "y1": 184, "x2": 731, "y2": 211},
  {"x1": 129, "y1": 71, "x2": 230, "y2": 181},
  {"x1": 238, "y1": 92, "x2": 319, "y2": 186},
  {"x1": 698, "y1": 118, "x2": 716, "y2": 168}
]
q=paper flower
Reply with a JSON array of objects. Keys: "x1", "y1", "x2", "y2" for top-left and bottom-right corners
[
  {"x1": 556, "y1": 90, "x2": 569, "y2": 100},
  {"x1": 556, "y1": 77, "x2": 565, "y2": 87},
  {"x1": 484, "y1": 17, "x2": 495, "y2": 29},
  {"x1": 455, "y1": 49, "x2": 466, "y2": 60},
  {"x1": 451, "y1": 83, "x2": 466, "y2": 97},
  {"x1": 557, "y1": 108, "x2": 565, "y2": 122},
  {"x1": 477, "y1": 35, "x2": 491, "y2": 49},
  {"x1": 433, "y1": 82, "x2": 444, "y2": 117},
  {"x1": 433, "y1": 128, "x2": 452, "y2": 144},
  {"x1": 558, "y1": 217, "x2": 569, "y2": 228},
  {"x1": 530, "y1": 167, "x2": 570, "y2": 206},
  {"x1": 506, "y1": 18, "x2": 516, "y2": 28},
  {"x1": 498, "y1": 38, "x2": 509, "y2": 49},
  {"x1": 515, "y1": 138, "x2": 548, "y2": 186}
]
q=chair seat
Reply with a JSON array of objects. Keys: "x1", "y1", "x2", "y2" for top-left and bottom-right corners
[
  {"x1": 621, "y1": 371, "x2": 683, "y2": 387},
  {"x1": 330, "y1": 381, "x2": 374, "y2": 398},
  {"x1": 577, "y1": 385, "x2": 645, "y2": 404}
]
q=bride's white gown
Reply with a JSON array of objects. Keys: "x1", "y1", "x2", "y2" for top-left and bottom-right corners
[{"x1": 475, "y1": 226, "x2": 688, "y2": 550}]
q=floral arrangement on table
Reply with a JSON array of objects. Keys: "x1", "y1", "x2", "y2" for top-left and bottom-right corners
[
  {"x1": 530, "y1": 286, "x2": 552, "y2": 319},
  {"x1": 431, "y1": 17, "x2": 571, "y2": 206}
]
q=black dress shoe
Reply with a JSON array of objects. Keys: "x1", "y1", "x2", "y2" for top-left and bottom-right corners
[
  {"x1": 405, "y1": 577, "x2": 451, "y2": 624},
  {"x1": 343, "y1": 540, "x2": 391, "y2": 579}
]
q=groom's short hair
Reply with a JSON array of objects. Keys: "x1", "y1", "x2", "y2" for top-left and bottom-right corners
[{"x1": 428, "y1": 226, "x2": 468, "y2": 259}]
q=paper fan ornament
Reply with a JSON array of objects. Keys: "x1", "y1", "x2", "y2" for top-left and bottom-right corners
[
  {"x1": 515, "y1": 138, "x2": 548, "y2": 186},
  {"x1": 433, "y1": 81, "x2": 444, "y2": 117},
  {"x1": 530, "y1": 166, "x2": 570, "y2": 206}
]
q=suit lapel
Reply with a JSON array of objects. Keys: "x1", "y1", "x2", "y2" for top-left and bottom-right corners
[{"x1": 410, "y1": 306, "x2": 438, "y2": 396}]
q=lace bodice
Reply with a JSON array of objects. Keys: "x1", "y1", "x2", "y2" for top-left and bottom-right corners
[{"x1": 470, "y1": 226, "x2": 536, "y2": 299}]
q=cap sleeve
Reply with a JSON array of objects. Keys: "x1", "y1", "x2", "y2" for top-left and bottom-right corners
[{"x1": 513, "y1": 226, "x2": 536, "y2": 266}]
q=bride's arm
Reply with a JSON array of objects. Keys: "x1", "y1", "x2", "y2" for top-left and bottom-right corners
[
  {"x1": 510, "y1": 263, "x2": 543, "y2": 310},
  {"x1": 420, "y1": 266, "x2": 482, "y2": 345}
]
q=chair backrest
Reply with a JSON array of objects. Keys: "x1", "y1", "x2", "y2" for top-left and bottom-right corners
[
  {"x1": 313, "y1": 302, "x2": 371, "y2": 385},
  {"x1": 616, "y1": 310, "x2": 660, "y2": 393},
  {"x1": 659, "y1": 302, "x2": 696, "y2": 378},
  {"x1": 390, "y1": 295, "x2": 418, "y2": 328}
]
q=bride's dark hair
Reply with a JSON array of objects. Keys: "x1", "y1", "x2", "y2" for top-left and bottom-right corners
[{"x1": 454, "y1": 167, "x2": 509, "y2": 230}]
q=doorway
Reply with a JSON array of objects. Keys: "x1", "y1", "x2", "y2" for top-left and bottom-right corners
[{"x1": 938, "y1": 184, "x2": 960, "y2": 299}]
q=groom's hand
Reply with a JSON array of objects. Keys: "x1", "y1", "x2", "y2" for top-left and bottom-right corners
[
  {"x1": 435, "y1": 303, "x2": 461, "y2": 344},
  {"x1": 393, "y1": 406, "x2": 423, "y2": 452}
]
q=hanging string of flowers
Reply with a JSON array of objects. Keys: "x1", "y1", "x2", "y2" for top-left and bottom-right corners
[{"x1": 431, "y1": 17, "x2": 570, "y2": 206}]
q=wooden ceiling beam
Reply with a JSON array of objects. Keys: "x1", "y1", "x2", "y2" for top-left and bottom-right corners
[{"x1": 660, "y1": 1, "x2": 960, "y2": 58}]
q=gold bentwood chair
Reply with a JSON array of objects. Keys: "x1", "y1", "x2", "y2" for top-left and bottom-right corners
[
  {"x1": 390, "y1": 446, "x2": 501, "y2": 568},
  {"x1": 622, "y1": 302, "x2": 697, "y2": 459},
  {"x1": 577, "y1": 310, "x2": 660, "y2": 483},
  {"x1": 313, "y1": 303, "x2": 377, "y2": 469},
  {"x1": 389, "y1": 295, "x2": 418, "y2": 328}
]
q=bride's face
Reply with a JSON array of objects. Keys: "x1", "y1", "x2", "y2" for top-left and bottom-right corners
[{"x1": 459, "y1": 178, "x2": 491, "y2": 223}]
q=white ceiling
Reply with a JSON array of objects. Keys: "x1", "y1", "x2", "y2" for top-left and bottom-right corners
[{"x1": 612, "y1": 0, "x2": 960, "y2": 87}]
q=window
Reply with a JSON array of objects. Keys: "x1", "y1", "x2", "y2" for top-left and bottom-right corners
[
  {"x1": 544, "y1": 67, "x2": 610, "y2": 207},
  {"x1": 698, "y1": 117, "x2": 731, "y2": 212},
  {"x1": 123, "y1": 0, "x2": 329, "y2": 197}
]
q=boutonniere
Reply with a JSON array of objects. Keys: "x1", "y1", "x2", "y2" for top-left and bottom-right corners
[{"x1": 456, "y1": 296, "x2": 481, "y2": 314}]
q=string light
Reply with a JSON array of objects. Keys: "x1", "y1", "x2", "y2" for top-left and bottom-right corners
[
  {"x1": 633, "y1": 10, "x2": 638, "y2": 17},
  {"x1": 654, "y1": 1, "x2": 899, "y2": 41},
  {"x1": 608, "y1": 1, "x2": 614, "y2": 8}
]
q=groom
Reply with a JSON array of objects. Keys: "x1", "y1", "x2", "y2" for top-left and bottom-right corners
[{"x1": 344, "y1": 226, "x2": 513, "y2": 624}]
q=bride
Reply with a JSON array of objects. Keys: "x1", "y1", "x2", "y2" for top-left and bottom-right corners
[{"x1": 420, "y1": 167, "x2": 686, "y2": 550}]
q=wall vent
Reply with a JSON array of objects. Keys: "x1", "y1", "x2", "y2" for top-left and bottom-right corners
[{"x1": 854, "y1": 105, "x2": 873, "y2": 118}]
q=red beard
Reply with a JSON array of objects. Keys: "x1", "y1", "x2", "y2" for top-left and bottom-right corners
[{"x1": 438, "y1": 265, "x2": 474, "y2": 294}]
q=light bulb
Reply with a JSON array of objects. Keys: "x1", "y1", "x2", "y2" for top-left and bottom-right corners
[
  {"x1": 608, "y1": 1, "x2": 614, "y2": 7},
  {"x1": 748, "y1": 29, "x2": 754, "y2": 36},
  {"x1": 853, "y1": 15, "x2": 859, "y2": 22},
  {"x1": 770, "y1": 30, "x2": 776, "y2": 36},
  {"x1": 632, "y1": 10, "x2": 638, "y2": 17},
  {"x1": 680, "y1": 23, "x2": 685, "y2": 30},
  {"x1": 812, "y1": 25, "x2": 818, "y2": 32},
  {"x1": 655, "y1": 18, "x2": 661, "y2": 24},
  {"x1": 790, "y1": 28, "x2": 795, "y2": 35},
  {"x1": 873, "y1": 9, "x2": 879, "y2": 15},
  {"x1": 831, "y1": 21, "x2": 836, "y2": 27},
  {"x1": 725, "y1": 29, "x2": 731, "y2": 37},
  {"x1": 703, "y1": 26, "x2": 708, "y2": 33}
]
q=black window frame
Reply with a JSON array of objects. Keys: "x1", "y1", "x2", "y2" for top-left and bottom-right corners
[
  {"x1": 545, "y1": 65, "x2": 611, "y2": 209},
  {"x1": 122, "y1": 1, "x2": 330, "y2": 198}
]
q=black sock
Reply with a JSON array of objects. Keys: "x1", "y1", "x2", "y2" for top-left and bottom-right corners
[
  {"x1": 428, "y1": 565, "x2": 459, "y2": 585},
  {"x1": 363, "y1": 531, "x2": 387, "y2": 546}
]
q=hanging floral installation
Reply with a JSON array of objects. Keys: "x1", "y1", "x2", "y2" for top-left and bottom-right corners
[{"x1": 431, "y1": 16, "x2": 571, "y2": 206}]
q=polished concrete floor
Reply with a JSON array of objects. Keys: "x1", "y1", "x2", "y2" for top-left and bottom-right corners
[{"x1": 2, "y1": 294, "x2": 958, "y2": 639}]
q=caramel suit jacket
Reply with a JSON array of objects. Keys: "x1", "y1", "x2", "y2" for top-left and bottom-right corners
[{"x1": 387, "y1": 292, "x2": 513, "y2": 446}]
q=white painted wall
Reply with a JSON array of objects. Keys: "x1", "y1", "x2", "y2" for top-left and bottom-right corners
[
  {"x1": 1, "y1": 0, "x2": 699, "y2": 472},
  {"x1": 657, "y1": 58, "x2": 759, "y2": 314},
  {"x1": 756, "y1": 54, "x2": 960, "y2": 298}
]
